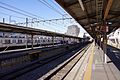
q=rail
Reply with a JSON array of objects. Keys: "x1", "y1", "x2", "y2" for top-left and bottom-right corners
[
  {"x1": 39, "y1": 43, "x2": 91, "y2": 80},
  {"x1": 0, "y1": 43, "x2": 83, "y2": 80}
]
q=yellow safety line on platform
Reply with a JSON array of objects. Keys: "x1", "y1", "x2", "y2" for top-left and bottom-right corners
[{"x1": 83, "y1": 43, "x2": 94, "y2": 80}]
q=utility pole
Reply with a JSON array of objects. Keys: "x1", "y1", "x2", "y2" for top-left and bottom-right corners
[
  {"x1": 26, "y1": 18, "x2": 28, "y2": 27},
  {"x1": 9, "y1": 16, "x2": 11, "y2": 24},
  {"x1": 3, "y1": 18, "x2": 5, "y2": 23},
  {"x1": 26, "y1": 18, "x2": 28, "y2": 48}
]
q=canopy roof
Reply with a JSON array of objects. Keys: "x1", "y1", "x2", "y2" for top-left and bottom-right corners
[
  {"x1": 56, "y1": 0, "x2": 120, "y2": 37},
  {"x1": 0, "y1": 22, "x2": 81, "y2": 39}
]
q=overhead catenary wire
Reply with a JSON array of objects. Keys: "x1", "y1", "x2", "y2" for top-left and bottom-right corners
[
  {"x1": 42, "y1": 0, "x2": 64, "y2": 15},
  {"x1": 0, "y1": 11, "x2": 70, "y2": 29},
  {"x1": 16, "y1": 20, "x2": 68, "y2": 30},
  {"x1": 16, "y1": 17, "x2": 72, "y2": 29},
  {"x1": 16, "y1": 17, "x2": 72, "y2": 25},
  {"x1": 37, "y1": 0, "x2": 64, "y2": 16},
  {"x1": 0, "y1": 5, "x2": 34, "y2": 18},
  {"x1": 0, "y1": 1, "x2": 44, "y2": 19},
  {"x1": 41, "y1": 0, "x2": 73, "y2": 26},
  {"x1": 16, "y1": 19, "x2": 64, "y2": 32},
  {"x1": 0, "y1": 4, "x2": 65, "y2": 29},
  {"x1": 0, "y1": 1, "x2": 66, "y2": 26},
  {"x1": 0, "y1": 11, "x2": 26, "y2": 19},
  {"x1": 50, "y1": 0, "x2": 65, "y2": 13},
  {"x1": 35, "y1": 17, "x2": 72, "y2": 23},
  {"x1": 0, "y1": 1, "x2": 69, "y2": 32},
  {"x1": 0, "y1": 1, "x2": 71, "y2": 26}
]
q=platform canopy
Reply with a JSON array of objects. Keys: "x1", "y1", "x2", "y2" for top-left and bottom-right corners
[
  {"x1": 0, "y1": 22, "x2": 81, "y2": 39},
  {"x1": 56, "y1": 0, "x2": 120, "y2": 38}
]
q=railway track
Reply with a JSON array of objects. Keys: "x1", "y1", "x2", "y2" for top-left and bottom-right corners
[
  {"x1": 0, "y1": 44, "x2": 68, "y2": 68},
  {"x1": 0, "y1": 44, "x2": 88, "y2": 80},
  {"x1": 39, "y1": 43, "x2": 91, "y2": 80}
]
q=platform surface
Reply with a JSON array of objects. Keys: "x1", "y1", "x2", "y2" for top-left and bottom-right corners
[{"x1": 91, "y1": 45, "x2": 120, "y2": 80}]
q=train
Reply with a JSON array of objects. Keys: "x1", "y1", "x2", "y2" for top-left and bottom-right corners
[
  {"x1": 0, "y1": 32, "x2": 80, "y2": 49},
  {"x1": 107, "y1": 28, "x2": 120, "y2": 48},
  {"x1": 108, "y1": 34, "x2": 120, "y2": 44}
]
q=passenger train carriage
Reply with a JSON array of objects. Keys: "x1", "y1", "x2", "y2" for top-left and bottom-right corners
[{"x1": 0, "y1": 32, "x2": 80, "y2": 48}]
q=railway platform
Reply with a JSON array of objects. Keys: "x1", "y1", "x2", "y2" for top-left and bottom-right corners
[
  {"x1": 61, "y1": 43, "x2": 120, "y2": 80},
  {"x1": 91, "y1": 45, "x2": 120, "y2": 80}
]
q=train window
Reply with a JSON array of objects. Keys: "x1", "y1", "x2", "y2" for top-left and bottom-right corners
[
  {"x1": 0, "y1": 33, "x2": 3, "y2": 37},
  {"x1": 4, "y1": 35, "x2": 9, "y2": 38},
  {"x1": 28, "y1": 40, "x2": 31, "y2": 43},
  {"x1": 11, "y1": 36, "x2": 14, "y2": 38},
  {"x1": 4, "y1": 39, "x2": 11, "y2": 44},
  {"x1": 12, "y1": 40, "x2": 16, "y2": 43},
  {"x1": 111, "y1": 39, "x2": 115, "y2": 43},
  {"x1": 38, "y1": 40, "x2": 40, "y2": 43},
  {"x1": 19, "y1": 36, "x2": 21, "y2": 38},
  {"x1": 44, "y1": 37, "x2": 47, "y2": 40},
  {"x1": 40, "y1": 37, "x2": 43, "y2": 39},
  {"x1": 35, "y1": 40, "x2": 37, "y2": 43},
  {"x1": 19, "y1": 36, "x2": 25, "y2": 38},
  {"x1": 40, "y1": 40, "x2": 42, "y2": 42},
  {"x1": 56, "y1": 40, "x2": 57, "y2": 42},
  {"x1": 48, "y1": 39, "x2": 50, "y2": 42},
  {"x1": 43, "y1": 40, "x2": 45, "y2": 42},
  {"x1": 0, "y1": 34, "x2": 3, "y2": 37},
  {"x1": 15, "y1": 36, "x2": 18, "y2": 38},
  {"x1": 0, "y1": 40, "x2": 2, "y2": 43},
  {"x1": 18, "y1": 40, "x2": 22, "y2": 44},
  {"x1": 0, "y1": 36, "x2": 2, "y2": 38}
]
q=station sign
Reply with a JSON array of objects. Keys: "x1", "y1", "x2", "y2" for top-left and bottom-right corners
[{"x1": 101, "y1": 25, "x2": 109, "y2": 32}]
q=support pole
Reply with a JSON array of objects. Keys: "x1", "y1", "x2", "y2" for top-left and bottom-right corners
[
  {"x1": 103, "y1": 24, "x2": 107, "y2": 63},
  {"x1": 52, "y1": 36, "x2": 54, "y2": 46},
  {"x1": 26, "y1": 18, "x2": 28, "y2": 27},
  {"x1": 31, "y1": 34, "x2": 34, "y2": 49},
  {"x1": 3, "y1": 18, "x2": 5, "y2": 23},
  {"x1": 63, "y1": 36, "x2": 65, "y2": 45},
  {"x1": 39, "y1": 35, "x2": 41, "y2": 47},
  {"x1": 25, "y1": 18, "x2": 28, "y2": 48},
  {"x1": 26, "y1": 34, "x2": 28, "y2": 48},
  {"x1": 9, "y1": 16, "x2": 11, "y2": 24}
]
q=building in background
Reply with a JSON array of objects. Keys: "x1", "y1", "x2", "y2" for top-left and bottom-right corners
[{"x1": 65, "y1": 25, "x2": 80, "y2": 37}]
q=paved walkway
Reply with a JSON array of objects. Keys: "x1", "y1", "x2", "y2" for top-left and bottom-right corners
[
  {"x1": 57, "y1": 42, "x2": 120, "y2": 80},
  {"x1": 91, "y1": 45, "x2": 120, "y2": 80}
]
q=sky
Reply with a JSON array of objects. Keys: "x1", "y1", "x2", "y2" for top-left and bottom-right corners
[{"x1": 0, "y1": 0, "x2": 88, "y2": 37}]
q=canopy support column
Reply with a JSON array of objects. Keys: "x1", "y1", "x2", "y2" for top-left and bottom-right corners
[
  {"x1": 31, "y1": 34, "x2": 34, "y2": 49},
  {"x1": 26, "y1": 34, "x2": 28, "y2": 48},
  {"x1": 52, "y1": 36, "x2": 54, "y2": 46},
  {"x1": 103, "y1": 23, "x2": 108, "y2": 63}
]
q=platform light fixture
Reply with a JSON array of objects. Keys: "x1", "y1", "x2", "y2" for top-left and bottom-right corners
[
  {"x1": 108, "y1": 22, "x2": 112, "y2": 25},
  {"x1": 78, "y1": 0, "x2": 85, "y2": 11}
]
